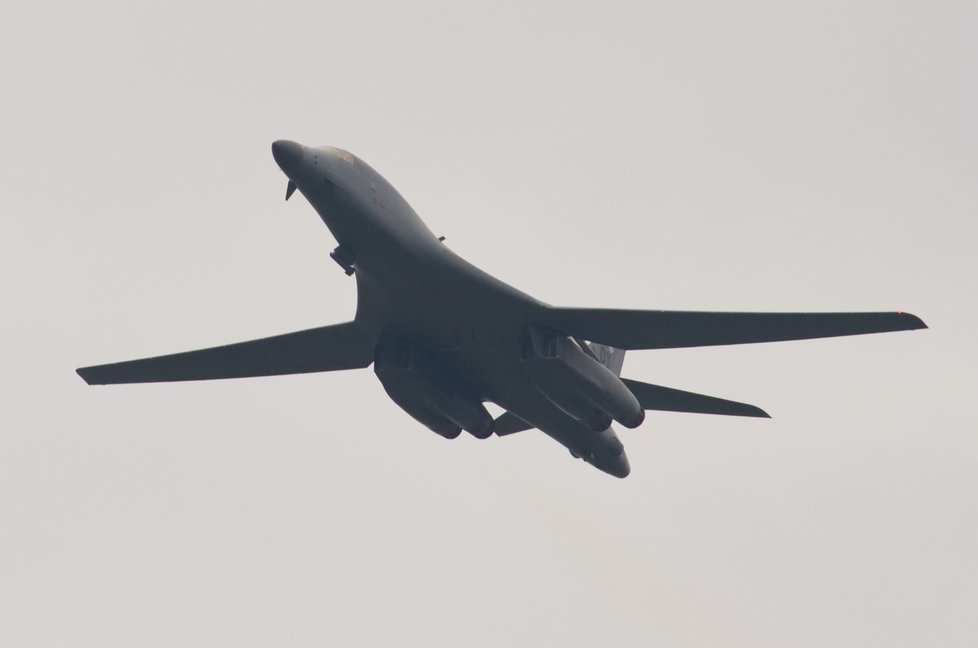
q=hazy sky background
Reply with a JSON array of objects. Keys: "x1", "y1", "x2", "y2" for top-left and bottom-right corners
[{"x1": 2, "y1": 1, "x2": 976, "y2": 646}]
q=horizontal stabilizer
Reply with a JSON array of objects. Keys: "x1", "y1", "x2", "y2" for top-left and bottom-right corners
[
  {"x1": 77, "y1": 321, "x2": 374, "y2": 385},
  {"x1": 621, "y1": 378, "x2": 770, "y2": 418},
  {"x1": 541, "y1": 308, "x2": 926, "y2": 350},
  {"x1": 494, "y1": 412, "x2": 534, "y2": 436}
]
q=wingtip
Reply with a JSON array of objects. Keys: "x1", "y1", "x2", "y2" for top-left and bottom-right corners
[
  {"x1": 897, "y1": 311, "x2": 930, "y2": 331},
  {"x1": 744, "y1": 405, "x2": 771, "y2": 419},
  {"x1": 76, "y1": 366, "x2": 98, "y2": 385}
]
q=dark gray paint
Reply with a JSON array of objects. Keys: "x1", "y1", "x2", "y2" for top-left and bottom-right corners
[{"x1": 77, "y1": 141, "x2": 927, "y2": 477}]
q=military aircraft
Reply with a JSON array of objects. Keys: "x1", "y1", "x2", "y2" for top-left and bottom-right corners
[{"x1": 77, "y1": 140, "x2": 927, "y2": 477}]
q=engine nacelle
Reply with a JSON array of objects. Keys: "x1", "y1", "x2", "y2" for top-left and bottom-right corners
[
  {"x1": 522, "y1": 325, "x2": 645, "y2": 430},
  {"x1": 572, "y1": 426, "x2": 630, "y2": 478},
  {"x1": 374, "y1": 338, "x2": 494, "y2": 439}
]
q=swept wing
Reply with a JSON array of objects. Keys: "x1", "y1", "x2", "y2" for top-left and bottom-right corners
[
  {"x1": 77, "y1": 322, "x2": 374, "y2": 385},
  {"x1": 540, "y1": 309, "x2": 926, "y2": 350}
]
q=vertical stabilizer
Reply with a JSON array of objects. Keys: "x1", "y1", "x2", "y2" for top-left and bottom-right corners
[{"x1": 585, "y1": 341, "x2": 626, "y2": 376}]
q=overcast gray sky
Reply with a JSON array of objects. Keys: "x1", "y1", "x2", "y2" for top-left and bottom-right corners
[{"x1": 2, "y1": 1, "x2": 976, "y2": 646}]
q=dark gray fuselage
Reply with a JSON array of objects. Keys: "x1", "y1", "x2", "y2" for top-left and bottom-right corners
[{"x1": 276, "y1": 141, "x2": 630, "y2": 476}]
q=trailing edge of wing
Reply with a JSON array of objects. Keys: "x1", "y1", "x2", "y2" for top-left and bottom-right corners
[
  {"x1": 77, "y1": 321, "x2": 374, "y2": 385},
  {"x1": 621, "y1": 378, "x2": 770, "y2": 418},
  {"x1": 540, "y1": 308, "x2": 927, "y2": 350}
]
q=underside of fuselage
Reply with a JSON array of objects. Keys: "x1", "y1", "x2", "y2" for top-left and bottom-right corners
[{"x1": 351, "y1": 250, "x2": 633, "y2": 477}]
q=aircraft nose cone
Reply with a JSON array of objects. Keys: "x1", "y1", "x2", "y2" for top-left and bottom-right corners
[{"x1": 272, "y1": 139, "x2": 305, "y2": 174}]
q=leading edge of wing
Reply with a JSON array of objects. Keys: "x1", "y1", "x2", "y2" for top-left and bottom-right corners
[
  {"x1": 539, "y1": 308, "x2": 927, "y2": 350},
  {"x1": 77, "y1": 321, "x2": 374, "y2": 385}
]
